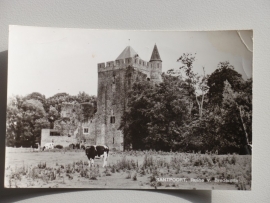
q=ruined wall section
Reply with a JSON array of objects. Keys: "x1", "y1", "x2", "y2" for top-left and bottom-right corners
[
  {"x1": 41, "y1": 129, "x2": 77, "y2": 148},
  {"x1": 82, "y1": 119, "x2": 96, "y2": 145}
]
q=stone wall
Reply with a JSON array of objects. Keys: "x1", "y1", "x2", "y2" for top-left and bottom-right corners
[
  {"x1": 83, "y1": 119, "x2": 97, "y2": 145},
  {"x1": 41, "y1": 129, "x2": 77, "y2": 148},
  {"x1": 95, "y1": 62, "x2": 149, "y2": 151}
]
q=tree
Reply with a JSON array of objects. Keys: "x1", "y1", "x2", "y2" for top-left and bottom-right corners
[
  {"x1": 198, "y1": 79, "x2": 252, "y2": 154},
  {"x1": 176, "y1": 53, "x2": 197, "y2": 117},
  {"x1": 6, "y1": 97, "x2": 48, "y2": 147},
  {"x1": 48, "y1": 106, "x2": 59, "y2": 129},
  {"x1": 25, "y1": 92, "x2": 46, "y2": 106},
  {"x1": 6, "y1": 96, "x2": 24, "y2": 147},
  {"x1": 194, "y1": 67, "x2": 208, "y2": 119},
  {"x1": 121, "y1": 74, "x2": 190, "y2": 151},
  {"x1": 20, "y1": 99, "x2": 47, "y2": 146},
  {"x1": 223, "y1": 80, "x2": 252, "y2": 146},
  {"x1": 76, "y1": 91, "x2": 92, "y2": 103},
  {"x1": 146, "y1": 74, "x2": 190, "y2": 151},
  {"x1": 45, "y1": 92, "x2": 73, "y2": 114},
  {"x1": 173, "y1": 53, "x2": 209, "y2": 120},
  {"x1": 207, "y1": 61, "x2": 243, "y2": 105},
  {"x1": 120, "y1": 80, "x2": 153, "y2": 150}
]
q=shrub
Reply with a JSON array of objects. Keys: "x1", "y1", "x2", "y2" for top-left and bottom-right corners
[
  {"x1": 231, "y1": 154, "x2": 237, "y2": 165},
  {"x1": 38, "y1": 162, "x2": 46, "y2": 169},
  {"x1": 126, "y1": 171, "x2": 131, "y2": 179},
  {"x1": 204, "y1": 156, "x2": 214, "y2": 167},
  {"x1": 132, "y1": 173, "x2": 137, "y2": 181},
  {"x1": 89, "y1": 165, "x2": 99, "y2": 180},
  {"x1": 55, "y1": 145, "x2": 63, "y2": 149},
  {"x1": 104, "y1": 167, "x2": 111, "y2": 176},
  {"x1": 66, "y1": 173, "x2": 73, "y2": 180},
  {"x1": 149, "y1": 175, "x2": 156, "y2": 182},
  {"x1": 49, "y1": 171, "x2": 56, "y2": 180},
  {"x1": 28, "y1": 167, "x2": 39, "y2": 179},
  {"x1": 115, "y1": 156, "x2": 137, "y2": 171},
  {"x1": 139, "y1": 167, "x2": 146, "y2": 176},
  {"x1": 110, "y1": 165, "x2": 116, "y2": 173},
  {"x1": 143, "y1": 155, "x2": 154, "y2": 168}
]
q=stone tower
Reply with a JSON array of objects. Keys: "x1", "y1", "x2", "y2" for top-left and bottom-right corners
[{"x1": 93, "y1": 44, "x2": 163, "y2": 151}]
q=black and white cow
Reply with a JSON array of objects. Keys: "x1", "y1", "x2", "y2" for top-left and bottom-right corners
[
  {"x1": 85, "y1": 145, "x2": 109, "y2": 167},
  {"x1": 42, "y1": 143, "x2": 54, "y2": 151}
]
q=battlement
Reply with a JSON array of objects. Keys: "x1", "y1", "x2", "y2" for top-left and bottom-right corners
[{"x1": 97, "y1": 57, "x2": 161, "y2": 73}]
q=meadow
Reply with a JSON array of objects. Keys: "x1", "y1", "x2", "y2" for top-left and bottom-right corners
[{"x1": 4, "y1": 147, "x2": 251, "y2": 190}]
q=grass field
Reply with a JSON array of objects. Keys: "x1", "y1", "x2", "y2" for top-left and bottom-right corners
[{"x1": 4, "y1": 147, "x2": 251, "y2": 190}]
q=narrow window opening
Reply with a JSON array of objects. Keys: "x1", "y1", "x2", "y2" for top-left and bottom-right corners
[
  {"x1": 50, "y1": 131, "x2": 60, "y2": 136},
  {"x1": 83, "y1": 128, "x2": 89, "y2": 134},
  {"x1": 110, "y1": 116, "x2": 115, "y2": 124}
]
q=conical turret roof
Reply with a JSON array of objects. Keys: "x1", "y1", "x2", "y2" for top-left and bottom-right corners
[
  {"x1": 150, "y1": 44, "x2": 162, "y2": 62},
  {"x1": 116, "y1": 46, "x2": 138, "y2": 60}
]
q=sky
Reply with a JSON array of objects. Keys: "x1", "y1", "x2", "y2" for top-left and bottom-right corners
[{"x1": 8, "y1": 26, "x2": 253, "y2": 98}]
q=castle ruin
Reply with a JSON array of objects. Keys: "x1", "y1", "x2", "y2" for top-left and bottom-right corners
[{"x1": 41, "y1": 44, "x2": 163, "y2": 151}]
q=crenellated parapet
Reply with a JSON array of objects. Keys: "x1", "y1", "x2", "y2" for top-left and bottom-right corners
[{"x1": 97, "y1": 57, "x2": 157, "y2": 74}]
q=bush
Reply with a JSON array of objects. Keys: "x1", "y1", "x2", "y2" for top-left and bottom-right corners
[
  {"x1": 230, "y1": 154, "x2": 237, "y2": 165},
  {"x1": 115, "y1": 156, "x2": 137, "y2": 171},
  {"x1": 90, "y1": 165, "x2": 100, "y2": 180},
  {"x1": 132, "y1": 173, "x2": 137, "y2": 181},
  {"x1": 126, "y1": 171, "x2": 131, "y2": 179},
  {"x1": 55, "y1": 145, "x2": 63, "y2": 149},
  {"x1": 38, "y1": 162, "x2": 46, "y2": 169},
  {"x1": 142, "y1": 155, "x2": 154, "y2": 168},
  {"x1": 69, "y1": 144, "x2": 75, "y2": 149},
  {"x1": 104, "y1": 167, "x2": 111, "y2": 176},
  {"x1": 149, "y1": 175, "x2": 156, "y2": 182}
]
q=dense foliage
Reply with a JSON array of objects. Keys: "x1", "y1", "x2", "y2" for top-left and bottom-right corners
[
  {"x1": 6, "y1": 92, "x2": 97, "y2": 147},
  {"x1": 121, "y1": 54, "x2": 252, "y2": 154}
]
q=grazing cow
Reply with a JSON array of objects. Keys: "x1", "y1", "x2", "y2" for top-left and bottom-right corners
[
  {"x1": 85, "y1": 145, "x2": 109, "y2": 167},
  {"x1": 42, "y1": 143, "x2": 54, "y2": 151}
]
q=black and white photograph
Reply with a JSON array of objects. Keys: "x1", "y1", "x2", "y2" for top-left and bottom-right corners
[{"x1": 5, "y1": 26, "x2": 252, "y2": 190}]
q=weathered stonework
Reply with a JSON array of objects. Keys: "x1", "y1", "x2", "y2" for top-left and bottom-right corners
[
  {"x1": 41, "y1": 129, "x2": 77, "y2": 147},
  {"x1": 93, "y1": 45, "x2": 163, "y2": 151}
]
